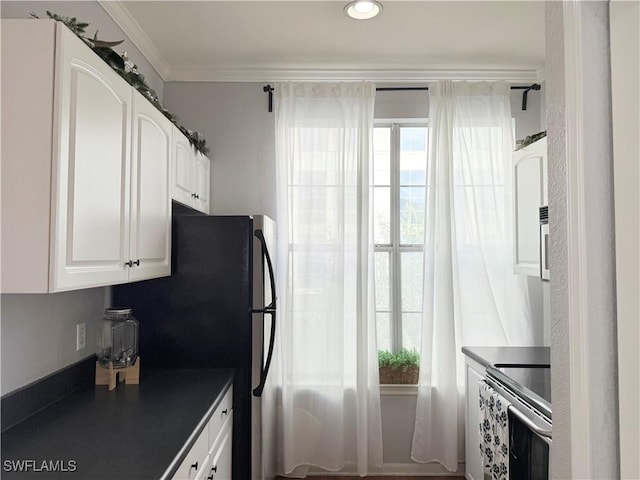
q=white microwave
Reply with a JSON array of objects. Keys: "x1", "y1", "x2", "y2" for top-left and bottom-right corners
[{"x1": 539, "y1": 206, "x2": 549, "y2": 281}]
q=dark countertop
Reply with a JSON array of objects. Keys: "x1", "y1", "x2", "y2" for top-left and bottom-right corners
[
  {"x1": 461, "y1": 346, "x2": 550, "y2": 368},
  {"x1": 1, "y1": 368, "x2": 234, "y2": 480}
]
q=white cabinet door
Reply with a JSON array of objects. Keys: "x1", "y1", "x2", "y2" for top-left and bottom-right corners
[
  {"x1": 173, "y1": 388, "x2": 233, "y2": 480},
  {"x1": 51, "y1": 24, "x2": 132, "y2": 291},
  {"x1": 465, "y1": 358, "x2": 485, "y2": 480},
  {"x1": 194, "y1": 152, "x2": 210, "y2": 214},
  {"x1": 171, "y1": 129, "x2": 211, "y2": 215},
  {"x1": 130, "y1": 91, "x2": 172, "y2": 282},
  {"x1": 206, "y1": 422, "x2": 232, "y2": 480},
  {"x1": 172, "y1": 127, "x2": 196, "y2": 207},
  {"x1": 173, "y1": 426, "x2": 210, "y2": 480},
  {"x1": 513, "y1": 137, "x2": 548, "y2": 277}
]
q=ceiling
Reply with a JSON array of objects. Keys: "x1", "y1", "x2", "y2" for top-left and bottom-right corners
[{"x1": 99, "y1": 1, "x2": 545, "y2": 82}]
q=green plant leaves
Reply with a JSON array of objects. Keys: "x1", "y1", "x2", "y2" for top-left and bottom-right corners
[{"x1": 378, "y1": 348, "x2": 420, "y2": 371}]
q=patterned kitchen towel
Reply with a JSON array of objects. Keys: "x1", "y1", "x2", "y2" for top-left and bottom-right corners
[{"x1": 479, "y1": 380, "x2": 511, "y2": 480}]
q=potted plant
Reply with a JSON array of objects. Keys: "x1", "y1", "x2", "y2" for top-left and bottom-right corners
[{"x1": 378, "y1": 349, "x2": 420, "y2": 384}]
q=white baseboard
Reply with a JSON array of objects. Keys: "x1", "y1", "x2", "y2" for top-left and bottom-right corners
[{"x1": 307, "y1": 462, "x2": 465, "y2": 476}]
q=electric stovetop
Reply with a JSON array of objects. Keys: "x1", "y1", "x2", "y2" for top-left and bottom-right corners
[{"x1": 486, "y1": 364, "x2": 552, "y2": 420}]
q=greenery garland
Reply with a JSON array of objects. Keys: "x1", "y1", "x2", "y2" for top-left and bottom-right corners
[
  {"x1": 30, "y1": 11, "x2": 210, "y2": 156},
  {"x1": 515, "y1": 130, "x2": 546, "y2": 151}
]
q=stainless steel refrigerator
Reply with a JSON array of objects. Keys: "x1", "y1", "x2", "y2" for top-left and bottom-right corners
[{"x1": 113, "y1": 205, "x2": 277, "y2": 480}]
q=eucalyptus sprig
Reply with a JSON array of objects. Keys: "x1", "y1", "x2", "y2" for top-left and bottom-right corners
[{"x1": 30, "y1": 11, "x2": 88, "y2": 37}]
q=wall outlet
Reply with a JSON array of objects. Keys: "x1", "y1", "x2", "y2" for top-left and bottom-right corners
[{"x1": 76, "y1": 323, "x2": 86, "y2": 351}]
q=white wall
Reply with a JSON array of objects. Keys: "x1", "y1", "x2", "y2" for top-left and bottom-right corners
[
  {"x1": 547, "y1": 1, "x2": 620, "y2": 478},
  {"x1": 545, "y1": 3, "x2": 572, "y2": 475},
  {"x1": 0, "y1": 1, "x2": 157, "y2": 395},
  {"x1": 610, "y1": 2, "x2": 640, "y2": 477}
]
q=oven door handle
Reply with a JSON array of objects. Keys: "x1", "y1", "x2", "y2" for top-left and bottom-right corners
[{"x1": 508, "y1": 404, "x2": 553, "y2": 440}]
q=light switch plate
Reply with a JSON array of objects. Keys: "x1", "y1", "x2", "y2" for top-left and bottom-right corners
[{"x1": 76, "y1": 323, "x2": 86, "y2": 351}]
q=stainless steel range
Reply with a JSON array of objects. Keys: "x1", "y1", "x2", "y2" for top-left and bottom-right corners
[{"x1": 486, "y1": 364, "x2": 552, "y2": 480}]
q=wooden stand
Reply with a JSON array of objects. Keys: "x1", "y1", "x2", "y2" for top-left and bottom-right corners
[{"x1": 95, "y1": 357, "x2": 140, "y2": 391}]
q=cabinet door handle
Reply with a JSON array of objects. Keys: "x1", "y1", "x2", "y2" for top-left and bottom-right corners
[
  {"x1": 194, "y1": 193, "x2": 200, "y2": 199},
  {"x1": 190, "y1": 461, "x2": 198, "y2": 471},
  {"x1": 221, "y1": 409, "x2": 228, "y2": 416},
  {"x1": 133, "y1": 259, "x2": 140, "y2": 266},
  {"x1": 125, "y1": 260, "x2": 133, "y2": 267},
  {"x1": 191, "y1": 192, "x2": 197, "y2": 198}
]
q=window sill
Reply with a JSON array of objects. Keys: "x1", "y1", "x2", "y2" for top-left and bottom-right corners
[{"x1": 380, "y1": 384, "x2": 418, "y2": 395}]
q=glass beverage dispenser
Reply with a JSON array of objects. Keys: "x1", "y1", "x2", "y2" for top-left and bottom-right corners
[{"x1": 97, "y1": 308, "x2": 139, "y2": 368}]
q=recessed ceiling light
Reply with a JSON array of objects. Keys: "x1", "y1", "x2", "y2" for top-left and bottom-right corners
[{"x1": 344, "y1": 0, "x2": 383, "y2": 20}]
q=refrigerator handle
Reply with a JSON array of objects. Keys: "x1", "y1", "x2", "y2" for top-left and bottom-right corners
[
  {"x1": 253, "y1": 230, "x2": 276, "y2": 311},
  {"x1": 252, "y1": 229, "x2": 277, "y2": 397},
  {"x1": 253, "y1": 310, "x2": 276, "y2": 397}
]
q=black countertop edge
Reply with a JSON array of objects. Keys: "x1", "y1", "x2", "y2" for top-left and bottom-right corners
[
  {"x1": 461, "y1": 346, "x2": 551, "y2": 369},
  {"x1": 1, "y1": 355, "x2": 96, "y2": 432},
  {"x1": 160, "y1": 373, "x2": 234, "y2": 480}
]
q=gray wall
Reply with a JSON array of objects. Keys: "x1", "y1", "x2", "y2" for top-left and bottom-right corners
[
  {"x1": 0, "y1": 1, "x2": 159, "y2": 395},
  {"x1": 1, "y1": 289, "x2": 106, "y2": 394},
  {"x1": 163, "y1": 82, "x2": 277, "y2": 219},
  {"x1": 163, "y1": 82, "x2": 544, "y2": 222}
]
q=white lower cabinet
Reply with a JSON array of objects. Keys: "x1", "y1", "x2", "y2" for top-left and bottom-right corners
[
  {"x1": 204, "y1": 423, "x2": 232, "y2": 480},
  {"x1": 173, "y1": 387, "x2": 233, "y2": 480},
  {"x1": 174, "y1": 425, "x2": 210, "y2": 480},
  {"x1": 465, "y1": 358, "x2": 485, "y2": 480}
]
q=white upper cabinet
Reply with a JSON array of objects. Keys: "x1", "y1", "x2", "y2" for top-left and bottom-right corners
[
  {"x1": 171, "y1": 127, "x2": 211, "y2": 214},
  {"x1": 513, "y1": 137, "x2": 548, "y2": 277},
  {"x1": 1, "y1": 20, "x2": 171, "y2": 292},
  {"x1": 51, "y1": 21, "x2": 133, "y2": 291}
]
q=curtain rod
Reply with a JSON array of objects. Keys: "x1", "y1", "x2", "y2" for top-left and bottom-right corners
[{"x1": 263, "y1": 83, "x2": 541, "y2": 112}]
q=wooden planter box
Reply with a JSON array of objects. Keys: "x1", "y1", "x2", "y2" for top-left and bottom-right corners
[{"x1": 379, "y1": 366, "x2": 419, "y2": 385}]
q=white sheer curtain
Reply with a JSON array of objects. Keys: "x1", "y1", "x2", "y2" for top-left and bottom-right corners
[
  {"x1": 274, "y1": 82, "x2": 383, "y2": 477},
  {"x1": 411, "y1": 81, "x2": 535, "y2": 471}
]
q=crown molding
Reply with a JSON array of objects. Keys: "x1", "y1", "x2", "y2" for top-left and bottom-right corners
[
  {"x1": 98, "y1": 0, "x2": 170, "y2": 80},
  {"x1": 165, "y1": 66, "x2": 543, "y2": 83}
]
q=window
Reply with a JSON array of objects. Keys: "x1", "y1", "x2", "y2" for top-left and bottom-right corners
[{"x1": 373, "y1": 123, "x2": 428, "y2": 354}]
